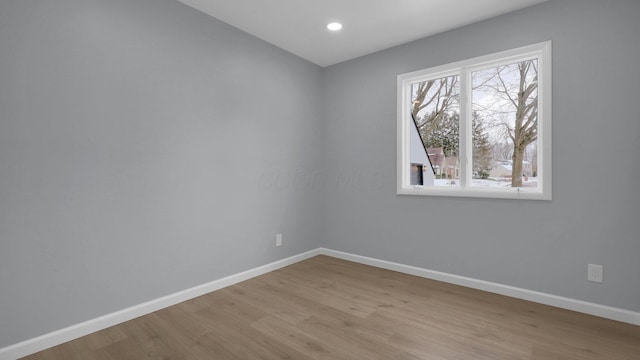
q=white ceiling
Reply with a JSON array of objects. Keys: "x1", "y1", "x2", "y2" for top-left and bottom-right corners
[{"x1": 177, "y1": 0, "x2": 548, "y2": 67}]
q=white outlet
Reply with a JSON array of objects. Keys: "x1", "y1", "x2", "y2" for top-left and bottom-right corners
[
  {"x1": 588, "y1": 264, "x2": 603, "y2": 283},
  {"x1": 276, "y1": 233, "x2": 282, "y2": 247}
]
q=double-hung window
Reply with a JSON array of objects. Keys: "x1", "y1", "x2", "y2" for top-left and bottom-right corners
[{"x1": 397, "y1": 41, "x2": 552, "y2": 200}]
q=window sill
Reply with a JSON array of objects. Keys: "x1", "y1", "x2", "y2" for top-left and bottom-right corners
[{"x1": 397, "y1": 186, "x2": 551, "y2": 201}]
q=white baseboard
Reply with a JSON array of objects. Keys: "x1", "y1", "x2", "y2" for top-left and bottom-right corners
[
  {"x1": 0, "y1": 249, "x2": 322, "y2": 360},
  {"x1": 317, "y1": 248, "x2": 640, "y2": 327},
  {"x1": 3, "y1": 247, "x2": 639, "y2": 360}
]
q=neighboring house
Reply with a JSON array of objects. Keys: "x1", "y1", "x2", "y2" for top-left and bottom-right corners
[
  {"x1": 410, "y1": 119, "x2": 435, "y2": 186},
  {"x1": 426, "y1": 147, "x2": 459, "y2": 179},
  {"x1": 489, "y1": 160, "x2": 533, "y2": 178},
  {"x1": 489, "y1": 160, "x2": 512, "y2": 178},
  {"x1": 523, "y1": 160, "x2": 533, "y2": 177},
  {"x1": 426, "y1": 147, "x2": 445, "y2": 176},
  {"x1": 444, "y1": 156, "x2": 459, "y2": 179}
]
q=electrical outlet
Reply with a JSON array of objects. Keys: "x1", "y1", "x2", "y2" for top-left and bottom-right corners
[
  {"x1": 588, "y1": 264, "x2": 603, "y2": 283},
  {"x1": 276, "y1": 234, "x2": 282, "y2": 247}
]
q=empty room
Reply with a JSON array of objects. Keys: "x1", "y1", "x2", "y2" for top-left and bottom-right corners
[{"x1": 1, "y1": 0, "x2": 639, "y2": 359}]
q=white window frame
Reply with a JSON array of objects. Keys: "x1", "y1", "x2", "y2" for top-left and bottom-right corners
[{"x1": 397, "y1": 41, "x2": 552, "y2": 200}]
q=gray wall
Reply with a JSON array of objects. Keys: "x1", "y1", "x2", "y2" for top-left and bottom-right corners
[
  {"x1": 2, "y1": 0, "x2": 639, "y2": 351},
  {"x1": 321, "y1": 0, "x2": 640, "y2": 314},
  {"x1": 0, "y1": 0, "x2": 323, "y2": 348}
]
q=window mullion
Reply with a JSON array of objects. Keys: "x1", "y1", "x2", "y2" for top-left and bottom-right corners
[
  {"x1": 399, "y1": 80, "x2": 411, "y2": 189},
  {"x1": 459, "y1": 68, "x2": 472, "y2": 189}
]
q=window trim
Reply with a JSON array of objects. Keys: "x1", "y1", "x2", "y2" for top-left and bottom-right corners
[{"x1": 397, "y1": 41, "x2": 552, "y2": 200}]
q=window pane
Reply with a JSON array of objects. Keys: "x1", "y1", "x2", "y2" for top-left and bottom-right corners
[
  {"x1": 410, "y1": 75, "x2": 460, "y2": 187},
  {"x1": 471, "y1": 59, "x2": 539, "y2": 189}
]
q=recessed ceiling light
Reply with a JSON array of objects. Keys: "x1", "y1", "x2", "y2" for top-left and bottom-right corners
[{"x1": 327, "y1": 22, "x2": 342, "y2": 31}]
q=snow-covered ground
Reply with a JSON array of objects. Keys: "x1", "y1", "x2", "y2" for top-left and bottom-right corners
[{"x1": 434, "y1": 177, "x2": 538, "y2": 188}]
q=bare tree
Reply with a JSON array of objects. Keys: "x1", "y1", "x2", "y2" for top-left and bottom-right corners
[
  {"x1": 492, "y1": 141, "x2": 513, "y2": 162},
  {"x1": 411, "y1": 76, "x2": 458, "y2": 142},
  {"x1": 481, "y1": 60, "x2": 538, "y2": 187},
  {"x1": 509, "y1": 61, "x2": 537, "y2": 186}
]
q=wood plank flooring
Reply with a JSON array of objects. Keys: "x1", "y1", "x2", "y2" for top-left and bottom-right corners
[{"x1": 22, "y1": 255, "x2": 640, "y2": 359}]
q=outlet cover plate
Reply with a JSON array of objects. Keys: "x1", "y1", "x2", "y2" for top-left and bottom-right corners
[{"x1": 588, "y1": 264, "x2": 603, "y2": 283}]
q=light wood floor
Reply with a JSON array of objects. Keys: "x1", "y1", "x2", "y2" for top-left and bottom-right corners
[{"x1": 23, "y1": 255, "x2": 640, "y2": 359}]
